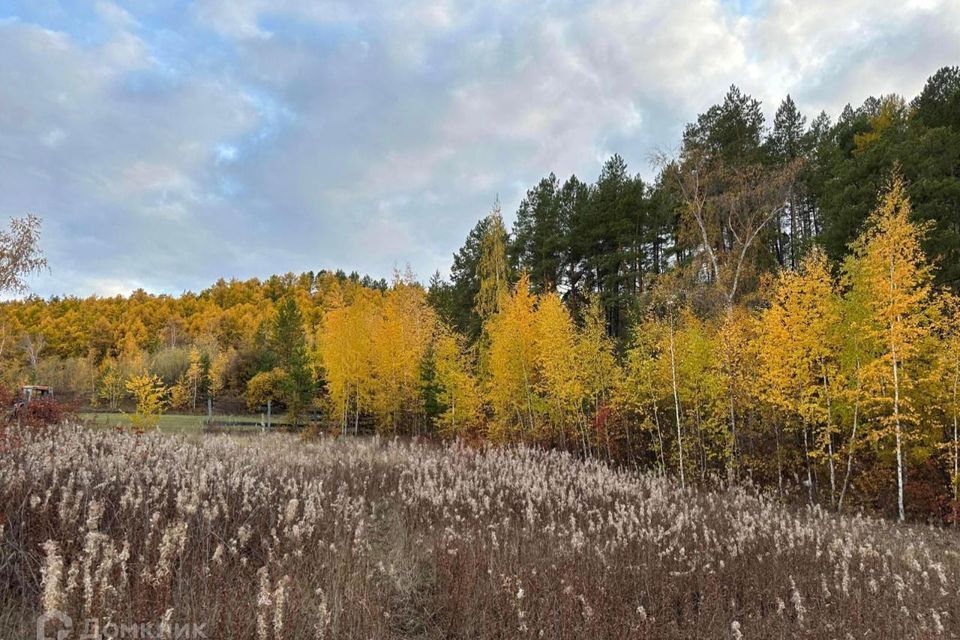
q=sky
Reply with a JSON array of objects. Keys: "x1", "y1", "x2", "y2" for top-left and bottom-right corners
[{"x1": 1, "y1": 0, "x2": 958, "y2": 299}]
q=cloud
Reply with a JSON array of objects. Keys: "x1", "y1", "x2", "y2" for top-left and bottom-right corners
[{"x1": 0, "y1": 0, "x2": 957, "y2": 297}]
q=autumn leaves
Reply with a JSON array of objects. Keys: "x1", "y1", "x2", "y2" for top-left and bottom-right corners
[
  {"x1": 315, "y1": 173, "x2": 957, "y2": 520},
  {"x1": 616, "y1": 174, "x2": 950, "y2": 519}
]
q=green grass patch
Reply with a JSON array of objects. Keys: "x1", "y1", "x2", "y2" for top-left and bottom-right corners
[{"x1": 79, "y1": 412, "x2": 283, "y2": 435}]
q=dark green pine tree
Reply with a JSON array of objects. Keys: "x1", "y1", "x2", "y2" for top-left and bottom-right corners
[
  {"x1": 794, "y1": 110, "x2": 832, "y2": 249},
  {"x1": 912, "y1": 66, "x2": 960, "y2": 130},
  {"x1": 812, "y1": 73, "x2": 960, "y2": 288},
  {"x1": 446, "y1": 217, "x2": 495, "y2": 340},
  {"x1": 683, "y1": 85, "x2": 765, "y2": 166},
  {"x1": 270, "y1": 296, "x2": 314, "y2": 424},
  {"x1": 572, "y1": 155, "x2": 648, "y2": 338},
  {"x1": 767, "y1": 95, "x2": 808, "y2": 268},
  {"x1": 510, "y1": 173, "x2": 565, "y2": 294},
  {"x1": 557, "y1": 174, "x2": 592, "y2": 315},
  {"x1": 645, "y1": 173, "x2": 681, "y2": 277},
  {"x1": 768, "y1": 95, "x2": 807, "y2": 161},
  {"x1": 426, "y1": 270, "x2": 456, "y2": 329}
]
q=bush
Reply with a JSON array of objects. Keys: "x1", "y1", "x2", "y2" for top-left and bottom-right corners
[
  {"x1": 245, "y1": 368, "x2": 292, "y2": 412},
  {"x1": 1, "y1": 385, "x2": 73, "y2": 429},
  {"x1": 18, "y1": 398, "x2": 67, "y2": 428}
]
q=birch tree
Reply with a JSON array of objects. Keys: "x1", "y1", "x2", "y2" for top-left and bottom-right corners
[{"x1": 847, "y1": 173, "x2": 934, "y2": 521}]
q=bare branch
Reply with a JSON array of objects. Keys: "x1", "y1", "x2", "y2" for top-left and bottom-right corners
[{"x1": 0, "y1": 214, "x2": 48, "y2": 294}]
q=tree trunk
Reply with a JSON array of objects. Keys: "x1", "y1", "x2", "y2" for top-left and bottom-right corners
[
  {"x1": 889, "y1": 246, "x2": 906, "y2": 522},
  {"x1": 892, "y1": 340, "x2": 905, "y2": 522},
  {"x1": 775, "y1": 421, "x2": 784, "y2": 495},
  {"x1": 802, "y1": 421, "x2": 816, "y2": 506},
  {"x1": 694, "y1": 400, "x2": 706, "y2": 480},
  {"x1": 668, "y1": 315, "x2": 685, "y2": 489},
  {"x1": 820, "y1": 361, "x2": 837, "y2": 507},
  {"x1": 838, "y1": 360, "x2": 862, "y2": 512},
  {"x1": 728, "y1": 394, "x2": 738, "y2": 485},
  {"x1": 789, "y1": 192, "x2": 798, "y2": 269},
  {"x1": 653, "y1": 404, "x2": 666, "y2": 475},
  {"x1": 952, "y1": 365, "x2": 959, "y2": 526},
  {"x1": 954, "y1": 411, "x2": 959, "y2": 527}
]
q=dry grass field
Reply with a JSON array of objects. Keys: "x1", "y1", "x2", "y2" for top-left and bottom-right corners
[{"x1": 3, "y1": 424, "x2": 960, "y2": 639}]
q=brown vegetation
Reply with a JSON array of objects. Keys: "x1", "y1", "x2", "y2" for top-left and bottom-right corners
[{"x1": 3, "y1": 425, "x2": 960, "y2": 639}]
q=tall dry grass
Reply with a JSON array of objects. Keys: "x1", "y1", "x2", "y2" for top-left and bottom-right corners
[{"x1": 2, "y1": 424, "x2": 960, "y2": 638}]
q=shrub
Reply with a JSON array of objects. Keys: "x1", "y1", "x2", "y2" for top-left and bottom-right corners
[{"x1": 124, "y1": 373, "x2": 167, "y2": 432}]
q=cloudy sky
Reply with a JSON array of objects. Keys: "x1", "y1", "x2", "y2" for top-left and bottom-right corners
[{"x1": 1, "y1": 0, "x2": 958, "y2": 298}]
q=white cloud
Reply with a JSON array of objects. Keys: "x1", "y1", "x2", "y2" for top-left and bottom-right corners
[
  {"x1": 41, "y1": 128, "x2": 66, "y2": 148},
  {"x1": 95, "y1": 1, "x2": 140, "y2": 30},
  {"x1": 2, "y1": 0, "x2": 958, "y2": 297}
]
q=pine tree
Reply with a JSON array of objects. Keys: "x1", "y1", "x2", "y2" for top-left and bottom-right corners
[
  {"x1": 271, "y1": 297, "x2": 314, "y2": 425},
  {"x1": 448, "y1": 218, "x2": 493, "y2": 339},
  {"x1": 769, "y1": 95, "x2": 807, "y2": 162},
  {"x1": 911, "y1": 66, "x2": 960, "y2": 129},
  {"x1": 768, "y1": 95, "x2": 808, "y2": 268},
  {"x1": 572, "y1": 155, "x2": 647, "y2": 337},
  {"x1": 557, "y1": 175, "x2": 592, "y2": 314},
  {"x1": 511, "y1": 174, "x2": 565, "y2": 294}
]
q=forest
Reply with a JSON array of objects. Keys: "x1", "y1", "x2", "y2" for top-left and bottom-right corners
[{"x1": 2, "y1": 66, "x2": 960, "y2": 522}]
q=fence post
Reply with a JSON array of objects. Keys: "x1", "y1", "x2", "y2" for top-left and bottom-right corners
[
  {"x1": 207, "y1": 396, "x2": 212, "y2": 424},
  {"x1": 267, "y1": 398, "x2": 272, "y2": 431}
]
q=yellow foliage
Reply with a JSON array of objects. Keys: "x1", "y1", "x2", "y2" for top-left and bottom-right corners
[
  {"x1": 756, "y1": 248, "x2": 841, "y2": 427},
  {"x1": 169, "y1": 379, "x2": 190, "y2": 410},
  {"x1": 208, "y1": 348, "x2": 233, "y2": 398},
  {"x1": 484, "y1": 281, "x2": 617, "y2": 450},
  {"x1": 848, "y1": 174, "x2": 934, "y2": 431},
  {"x1": 484, "y1": 273, "x2": 540, "y2": 441},
  {"x1": 433, "y1": 325, "x2": 483, "y2": 438},
  {"x1": 245, "y1": 368, "x2": 292, "y2": 411},
  {"x1": 577, "y1": 296, "x2": 619, "y2": 412},
  {"x1": 369, "y1": 277, "x2": 437, "y2": 432},
  {"x1": 845, "y1": 172, "x2": 936, "y2": 519},
  {"x1": 319, "y1": 275, "x2": 437, "y2": 435},
  {"x1": 533, "y1": 292, "x2": 582, "y2": 440},
  {"x1": 319, "y1": 288, "x2": 379, "y2": 431},
  {"x1": 125, "y1": 373, "x2": 167, "y2": 432}
]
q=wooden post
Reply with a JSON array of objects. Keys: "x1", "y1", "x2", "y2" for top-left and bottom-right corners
[
  {"x1": 207, "y1": 397, "x2": 212, "y2": 424},
  {"x1": 267, "y1": 398, "x2": 272, "y2": 430}
]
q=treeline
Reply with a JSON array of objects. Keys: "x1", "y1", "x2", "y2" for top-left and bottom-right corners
[
  {"x1": 2, "y1": 67, "x2": 960, "y2": 522},
  {"x1": 0, "y1": 270, "x2": 387, "y2": 412},
  {"x1": 425, "y1": 176, "x2": 958, "y2": 523},
  {"x1": 431, "y1": 68, "x2": 960, "y2": 340}
]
